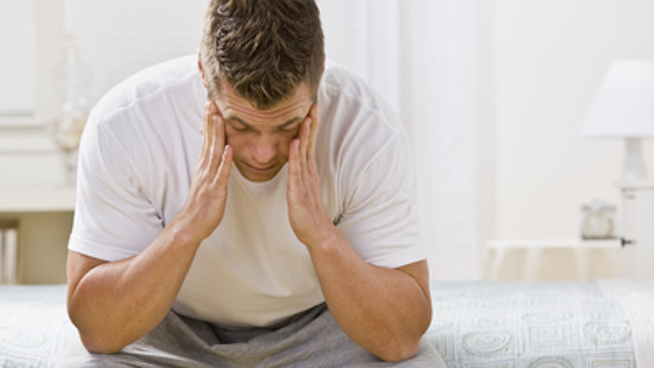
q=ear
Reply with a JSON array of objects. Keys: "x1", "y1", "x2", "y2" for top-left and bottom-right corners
[{"x1": 197, "y1": 54, "x2": 208, "y2": 88}]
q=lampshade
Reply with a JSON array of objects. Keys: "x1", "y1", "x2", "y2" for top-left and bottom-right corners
[{"x1": 579, "y1": 59, "x2": 654, "y2": 138}]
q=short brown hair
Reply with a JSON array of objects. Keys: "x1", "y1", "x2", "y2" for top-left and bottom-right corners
[{"x1": 200, "y1": 0, "x2": 325, "y2": 110}]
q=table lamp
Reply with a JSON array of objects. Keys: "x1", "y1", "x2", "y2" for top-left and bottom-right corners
[{"x1": 579, "y1": 59, "x2": 654, "y2": 180}]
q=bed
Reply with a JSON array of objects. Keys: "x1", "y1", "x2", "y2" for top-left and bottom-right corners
[{"x1": 1, "y1": 279, "x2": 652, "y2": 367}]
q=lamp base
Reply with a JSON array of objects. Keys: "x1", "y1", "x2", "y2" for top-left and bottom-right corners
[{"x1": 621, "y1": 137, "x2": 648, "y2": 180}]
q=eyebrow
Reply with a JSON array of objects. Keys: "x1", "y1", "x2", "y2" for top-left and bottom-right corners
[{"x1": 227, "y1": 115, "x2": 303, "y2": 130}]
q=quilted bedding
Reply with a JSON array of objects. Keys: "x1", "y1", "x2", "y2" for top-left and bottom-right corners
[{"x1": 1, "y1": 280, "x2": 652, "y2": 367}]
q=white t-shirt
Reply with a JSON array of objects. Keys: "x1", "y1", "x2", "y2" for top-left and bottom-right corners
[{"x1": 69, "y1": 55, "x2": 425, "y2": 328}]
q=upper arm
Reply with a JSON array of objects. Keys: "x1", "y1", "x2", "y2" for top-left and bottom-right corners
[
  {"x1": 66, "y1": 251, "x2": 106, "y2": 308},
  {"x1": 336, "y1": 132, "x2": 424, "y2": 269},
  {"x1": 397, "y1": 260, "x2": 431, "y2": 305},
  {"x1": 69, "y1": 117, "x2": 162, "y2": 262}
]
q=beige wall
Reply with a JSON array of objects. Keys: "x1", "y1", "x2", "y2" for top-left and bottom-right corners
[
  {"x1": 0, "y1": 212, "x2": 72, "y2": 284},
  {"x1": 478, "y1": 0, "x2": 654, "y2": 281},
  {"x1": 494, "y1": 0, "x2": 654, "y2": 240},
  {"x1": 4, "y1": 1, "x2": 654, "y2": 284}
]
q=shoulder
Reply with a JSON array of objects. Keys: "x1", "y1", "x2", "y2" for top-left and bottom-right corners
[
  {"x1": 317, "y1": 62, "x2": 414, "y2": 208},
  {"x1": 88, "y1": 55, "x2": 204, "y2": 132},
  {"x1": 317, "y1": 61, "x2": 406, "y2": 171},
  {"x1": 320, "y1": 62, "x2": 394, "y2": 116},
  {"x1": 79, "y1": 55, "x2": 205, "y2": 187}
]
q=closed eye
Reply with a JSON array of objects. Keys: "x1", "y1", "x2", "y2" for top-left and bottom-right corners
[
  {"x1": 227, "y1": 119, "x2": 251, "y2": 132},
  {"x1": 278, "y1": 123, "x2": 300, "y2": 133}
]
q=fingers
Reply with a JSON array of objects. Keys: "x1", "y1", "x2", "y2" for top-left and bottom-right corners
[
  {"x1": 211, "y1": 103, "x2": 225, "y2": 149},
  {"x1": 214, "y1": 145, "x2": 233, "y2": 186},
  {"x1": 196, "y1": 101, "x2": 232, "y2": 193},
  {"x1": 298, "y1": 117, "x2": 311, "y2": 167},
  {"x1": 288, "y1": 138, "x2": 301, "y2": 183},
  {"x1": 201, "y1": 101, "x2": 227, "y2": 173},
  {"x1": 202, "y1": 102, "x2": 214, "y2": 154},
  {"x1": 209, "y1": 116, "x2": 225, "y2": 171},
  {"x1": 298, "y1": 105, "x2": 319, "y2": 167},
  {"x1": 290, "y1": 104, "x2": 319, "y2": 182},
  {"x1": 307, "y1": 105, "x2": 319, "y2": 159}
]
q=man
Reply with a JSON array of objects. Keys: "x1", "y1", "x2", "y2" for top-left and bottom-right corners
[{"x1": 59, "y1": 0, "x2": 446, "y2": 366}]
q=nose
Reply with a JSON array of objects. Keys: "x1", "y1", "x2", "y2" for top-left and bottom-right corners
[{"x1": 250, "y1": 134, "x2": 278, "y2": 165}]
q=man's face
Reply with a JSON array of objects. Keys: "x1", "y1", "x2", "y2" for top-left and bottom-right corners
[{"x1": 213, "y1": 82, "x2": 314, "y2": 182}]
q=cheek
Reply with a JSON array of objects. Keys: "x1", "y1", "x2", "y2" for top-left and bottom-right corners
[
  {"x1": 224, "y1": 131, "x2": 247, "y2": 157},
  {"x1": 278, "y1": 133, "x2": 297, "y2": 158}
]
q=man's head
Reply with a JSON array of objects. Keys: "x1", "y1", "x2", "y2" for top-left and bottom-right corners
[
  {"x1": 198, "y1": 0, "x2": 325, "y2": 182},
  {"x1": 199, "y1": 0, "x2": 324, "y2": 109}
]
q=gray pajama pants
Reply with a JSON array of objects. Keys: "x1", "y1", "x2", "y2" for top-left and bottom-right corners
[{"x1": 55, "y1": 303, "x2": 446, "y2": 368}]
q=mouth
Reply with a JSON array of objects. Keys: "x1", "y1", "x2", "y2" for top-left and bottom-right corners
[{"x1": 244, "y1": 162, "x2": 278, "y2": 173}]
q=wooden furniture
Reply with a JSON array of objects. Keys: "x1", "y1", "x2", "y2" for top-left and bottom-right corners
[{"x1": 0, "y1": 186, "x2": 75, "y2": 284}]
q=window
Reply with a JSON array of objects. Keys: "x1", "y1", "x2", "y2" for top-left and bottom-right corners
[
  {"x1": 0, "y1": 0, "x2": 36, "y2": 116},
  {"x1": 66, "y1": 0, "x2": 208, "y2": 105}
]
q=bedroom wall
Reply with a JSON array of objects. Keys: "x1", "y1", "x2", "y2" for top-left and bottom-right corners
[
  {"x1": 492, "y1": 0, "x2": 654, "y2": 240},
  {"x1": 0, "y1": 1, "x2": 69, "y2": 284},
  {"x1": 485, "y1": 0, "x2": 654, "y2": 280},
  {"x1": 4, "y1": 0, "x2": 654, "y2": 283}
]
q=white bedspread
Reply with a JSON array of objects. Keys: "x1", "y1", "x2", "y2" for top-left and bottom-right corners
[
  {"x1": 426, "y1": 281, "x2": 640, "y2": 367},
  {"x1": 598, "y1": 278, "x2": 654, "y2": 367},
  {"x1": 2, "y1": 281, "x2": 651, "y2": 367}
]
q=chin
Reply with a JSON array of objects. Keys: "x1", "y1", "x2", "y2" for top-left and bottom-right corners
[{"x1": 237, "y1": 162, "x2": 283, "y2": 182}]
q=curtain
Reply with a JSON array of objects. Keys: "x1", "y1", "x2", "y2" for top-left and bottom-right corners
[
  {"x1": 65, "y1": 0, "x2": 208, "y2": 104},
  {"x1": 0, "y1": 0, "x2": 36, "y2": 114},
  {"x1": 66, "y1": 0, "x2": 481, "y2": 280},
  {"x1": 318, "y1": 0, "x2": 480, "y2": 280}
]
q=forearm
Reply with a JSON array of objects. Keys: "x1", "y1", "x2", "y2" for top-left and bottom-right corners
[
  {"x1": 67, "y1": 221, "x2": 201, "y2": 354},
  {"x1": 307, "y1": 229, "x2": 432, "y2": 362}
]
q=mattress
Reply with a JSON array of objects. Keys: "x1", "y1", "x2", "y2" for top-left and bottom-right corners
[
  {"x1": 1, "y1": 280, "x2": 652, "y2": 367},
  {"x1": 426, "y1": 280, "x2": 653, "y2": 367}
]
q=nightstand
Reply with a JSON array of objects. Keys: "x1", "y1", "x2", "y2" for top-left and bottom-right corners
[
  {"x1": 484, "y1": 238, "x2": 622, "y2": 281},
  {"x1": 485, "y1": 180, "x2": 654, "y2": 281},
  {"x1": 0, "y1": 186, "x2": 75, "y2": 284},
  {"x1": 618, "y1": 180, "x2": 654, "y2": 278}
]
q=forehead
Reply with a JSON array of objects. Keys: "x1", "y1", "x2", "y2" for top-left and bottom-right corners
[{"x1": 215, "y1": 82, "x2": 312, "y2": 123}]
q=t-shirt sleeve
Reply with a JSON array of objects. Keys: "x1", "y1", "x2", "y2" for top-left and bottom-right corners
[
  {"x1": 335, "y1": 132, "x2": 426, "y2": 269},
  {"x1": 68, "y1": 117, "x2": 164, "y2": 262}
]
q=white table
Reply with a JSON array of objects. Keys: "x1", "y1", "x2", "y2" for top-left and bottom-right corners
[
  {"x1": 485, "y1": 238, "x2": 622, "y2": 281},
  {"x1": 486, "y1": 180, "x2": 654, "y2": 281}
]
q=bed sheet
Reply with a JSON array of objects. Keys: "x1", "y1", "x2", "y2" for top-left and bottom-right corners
[
  {"x1": 426, "y1": 281, "x2": 642, "y2": 367},
  {"x1": 0, "y1": 285, "x2": 70, "y2": 367},
  {"x1": 598, "y1": 278, "x2": 654, "y2": 367},
  {"x1": 1, "y1": 281, "x2": 651, "y2": 367}
]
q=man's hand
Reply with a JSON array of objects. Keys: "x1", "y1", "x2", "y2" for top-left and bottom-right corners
[
  {"x1": 67, "y1": 102, "x2": 233, "y2": 354},
  {"x1": 178, "y1": 101, "x2": 233, "y2": 242},
  {"x1": 287, "y1": 105, "x2": 334, "y2": 248}
]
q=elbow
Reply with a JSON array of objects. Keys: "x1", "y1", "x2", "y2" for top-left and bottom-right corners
[
  {"x1": 70, "y1": 311, "x2": 128, "y2": 354},
  {"x1": 372, "y1": 335, "x2": 422, "y2": 363},
  {"x1": 376, "y1": 313, "x2": 430, "y2": 362},
  {"x1": 77, "y1": 329, "x2": 128, "y2": 355},
  {"x1": 68, "y1": 303, "x2": 129, "y2": 354},
  {"x1": 372, "y1": 316, "x2": 430, "y2": 363}
]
